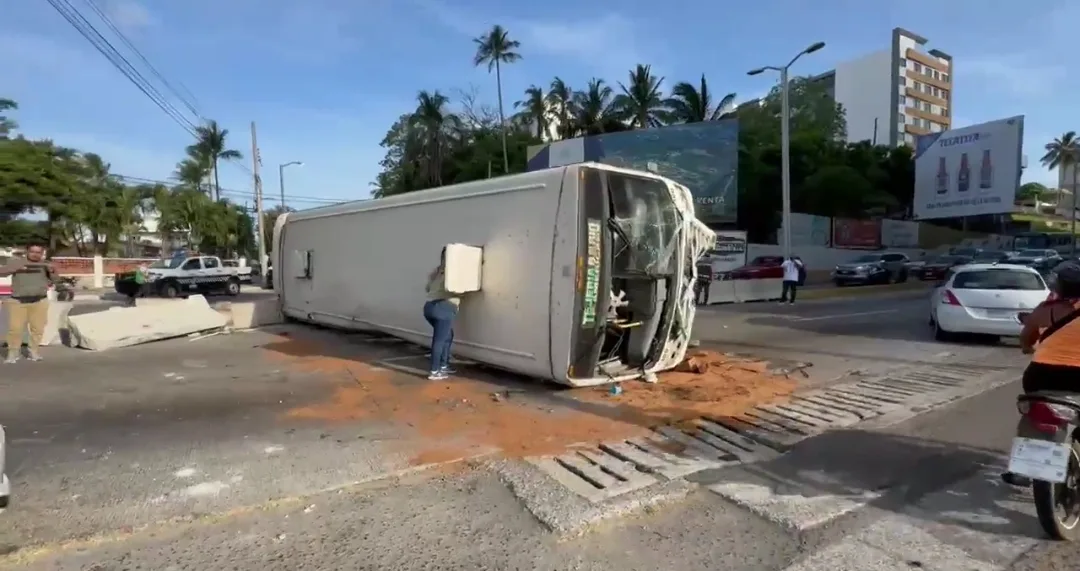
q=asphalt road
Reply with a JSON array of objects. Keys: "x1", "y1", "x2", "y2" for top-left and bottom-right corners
[{"x1": 0, "y1": 289, "x2": 1052, "y2": 570}]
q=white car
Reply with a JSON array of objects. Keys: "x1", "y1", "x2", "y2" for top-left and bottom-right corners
[{"x1": 929, "y1": 263, "x2": 1049, "y2": 341}]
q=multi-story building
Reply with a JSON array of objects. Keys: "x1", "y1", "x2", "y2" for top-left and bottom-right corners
[{"x1": 813, "y1": 27, "x2": 953, "y2": 147}]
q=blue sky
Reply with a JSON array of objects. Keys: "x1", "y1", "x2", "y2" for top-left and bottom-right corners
[{"x1": 3, "y1": 0, "x2": 1075, "y2": 209}]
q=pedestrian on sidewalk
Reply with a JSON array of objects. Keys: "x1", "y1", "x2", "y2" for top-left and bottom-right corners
[
  {"x1": 0, "y1": 244, "x2": 56, "y2": 363},
  {"x1": 695, "y1": 263, "x2": 713, "y2": 305},
  {"x1": 423, "y1": 247, "x2": 461, "y2": 381},
  {"x1": 126, "y1": 264, "x2": 150, "y2": 307},
  {"x1": 780, "y1": 256, "x2": 803, "y2": 305}
]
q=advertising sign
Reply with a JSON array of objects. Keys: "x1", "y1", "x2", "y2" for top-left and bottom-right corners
[
  {"x1": 704, "y1": 230, "x2": 748, "y2": 275},
  {"x1": 833, "y1": 218, "x2": 881, "y2": 249},
  {"x1": 526, "y1": 120, "x2": 739, "y2": 223},
  {"x1": 912, "y1": 116, "x2": 1024, "y2": 220},
  {"x1": 880, "y1": 219, "x2": 920, "y2": 248}
]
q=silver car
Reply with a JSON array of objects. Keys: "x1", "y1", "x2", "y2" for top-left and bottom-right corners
[{"x1": 832, "y1": 252, "x2": 910, "y2": 286}]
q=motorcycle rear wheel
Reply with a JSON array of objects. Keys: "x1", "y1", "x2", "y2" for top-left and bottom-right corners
[{"x1": 1034, "y1": 440, "x2": 1080, "y2": 541}]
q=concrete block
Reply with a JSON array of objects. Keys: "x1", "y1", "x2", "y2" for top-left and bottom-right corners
[
  {"x1": 0, "y1": 300, "x2": 73, "y2": 346},
  {"x1": 227, "y1": 299, "x2": 282, "y2": 329},
  {"x1": 67, "y1": 295, "x2": 227, "y2": 351}
]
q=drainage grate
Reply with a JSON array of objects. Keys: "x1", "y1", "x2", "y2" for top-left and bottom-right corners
[
  {"x1": 530, "y1": 420, "x2": 778, "y2": 503},
  {"x1": 529, "y1": 362, "x2": 1014, "y2": 502}
]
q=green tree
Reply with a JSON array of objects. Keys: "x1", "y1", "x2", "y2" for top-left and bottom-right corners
[
  {"x1": 613, "y1": 64, "x2": 666, "y2": 128},
  {"x1": 472, "y1": 24, "x2": 521, "y2": 174},
  {"x1": 573, "y1": 79, "x2": 622, "y2": 136},
  {"x1": 1042, "y1": 131, "x2": 1079, "y2": 213},
  {"x1": 664, "y1": 75, "x2": 736, "y2": 123},
  {"x1": 1017, "y1": 182, "x2": 1050, "y2": 203},
  {"x1": 514, "y1": 85, "x2": 548, "y2": 139},
  {"x1": 0, "y1": 98, "x2": 17, "y2": 139},
  {"x1": 547, "y1": 77, "x2": 575, "y2": 140},
  {"x1": 187, "y1": 120, "x2": 243, "y2": 201}
]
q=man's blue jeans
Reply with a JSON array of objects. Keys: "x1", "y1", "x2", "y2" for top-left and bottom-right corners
[{"x1": 423, "y1": 299, "x2": 457, "y2": 374}]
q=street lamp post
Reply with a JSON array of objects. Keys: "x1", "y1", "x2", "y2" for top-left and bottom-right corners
[
  {"x1": 747, "y1": 41, "x2": 826, "y2": 259},
  {"x1": 278, "y1": 161, "x2": 303, "y2": 209}
]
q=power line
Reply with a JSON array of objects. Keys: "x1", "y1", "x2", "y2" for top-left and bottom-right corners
[
  {"x1": 45, "y1": 0, "x2": 199, "y2": 137},
  {"x1": 80, "y1": 0, "x2": 203, "y2": 120},
  {"x1": 112, "y1": 174, "x2": 346, "y2": 205}
]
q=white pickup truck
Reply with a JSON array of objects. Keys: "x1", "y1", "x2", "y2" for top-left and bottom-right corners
[
  {"x1": 115, "y1": 255, "x2": 242, "y2": 298},
  {"x1": 223, "y1": 260, "x2": 254, "y2": 284}
]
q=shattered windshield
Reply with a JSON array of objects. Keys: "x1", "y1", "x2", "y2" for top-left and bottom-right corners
[{"x1": 607, "y1": 171, "x2": 680, "y2": 276}]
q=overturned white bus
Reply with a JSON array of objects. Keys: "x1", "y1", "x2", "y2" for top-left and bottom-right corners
[{"x1": 273, "y1": 162, "x2": 713, "y2": 386}]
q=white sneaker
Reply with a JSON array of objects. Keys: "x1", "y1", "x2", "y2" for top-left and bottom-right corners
[
  {"x1": 27, "y1": 352, "x2": 42, "y2": 362},
  {"x1": 427, "y1": 371, "x2": 449, "y2": 381}
]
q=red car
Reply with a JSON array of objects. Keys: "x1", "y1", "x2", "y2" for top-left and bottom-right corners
[{"x1": 728, "y1": 256, "x2": 785, "y2": 280}]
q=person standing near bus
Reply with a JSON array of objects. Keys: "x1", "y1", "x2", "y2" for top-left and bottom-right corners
[
  {"x1": 780, "y1": 256, "x2": 803, "y2": 305},
  {"x1": 0, "y1": 244, "x2": 56, "y2": 363},
  {"x1": 423, "y1": 248, "x2": 461, "y2": 380}
]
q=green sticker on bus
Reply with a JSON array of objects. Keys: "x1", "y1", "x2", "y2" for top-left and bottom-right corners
[{"x1": 582, "y1": 219, "x2": 602, "y2": 326}]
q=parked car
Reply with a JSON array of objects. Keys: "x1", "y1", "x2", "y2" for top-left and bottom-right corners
[
  {"x1": 972, "y1": 250, "x2": 1013, "y2": 264},
  {"x1": 949, "y1": 246, "x2": 984, "y2": 257},
  {"x1": 727, "y1": 256, "x2": 784, "y2": 280},
  {"x1": 1009, "y1": 249, "x2": 1062, "y2": 274},
  {"x1": 916, "y1": 254, "x2": 974, "y2": 281},
  {"x1": 928, "y1": 263, "x2": 1048, "y2": 342},
  {"x1": 832, "y1": 252, "x2": 910, "y2": 286}
]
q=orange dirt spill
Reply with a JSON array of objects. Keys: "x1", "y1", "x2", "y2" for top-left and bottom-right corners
[{"x1": 268, "y1": 338, "x2": 797, "y2": 465}]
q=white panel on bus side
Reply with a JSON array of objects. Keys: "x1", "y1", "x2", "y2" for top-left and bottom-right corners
[{"x1": 444, "y1": 243, "x2": 483, "y2": 293}]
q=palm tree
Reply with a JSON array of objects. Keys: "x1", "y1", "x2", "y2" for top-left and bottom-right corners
[
  {"x1": 573, "y1": 79, "x2": 620, "y2": 136},
  {"x1": 0, "y1": 98, "x2": 17, "y2": 138},
  {"x1": 188, "y1": 120, "x2": 243, "y2": 201},
  {"x1": 173, "y1": 156, "x2": 211, "y2": 193},
  {"x1": 472, "y1": 25, "x2": 521, "y2": 173},
  {"x1": 665, "y1": 75, "x2": 736, "y2": 123},
  {"x1": 613, "y1": 64, "x2": 667, "y2": 129},
  {"x1": 547, "y1": 78, "x2": 575, "y2": 140},
  {"x1": 411, "y1": 90, "x2": 460, "y2": 186},
  {"x1": 514, "y1": 85, "x2": 548, "y2": 139},
  {"x1": 1042, "y1": 131, "x2": 1080, "y2": 252}
]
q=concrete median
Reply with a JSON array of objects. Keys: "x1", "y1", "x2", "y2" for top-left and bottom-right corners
[
  {"x1": 67, "y1": 294, "x2": 228, "y2": 351},
  {"x1": 213, "y1": 298, "x2": 283, "y2": 329}
]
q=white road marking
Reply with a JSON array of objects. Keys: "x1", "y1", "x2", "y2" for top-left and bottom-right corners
[
  {"x1": 761, "y1": 465, "x2": 1042, "y2": 571},
  {"x1": 792, "y1": 309, "x2": 901, "y2": 322}
]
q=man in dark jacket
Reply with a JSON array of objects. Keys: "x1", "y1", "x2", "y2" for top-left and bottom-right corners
[{"x1": 0, "y1": 244, "x2": 56, "y2": 363}]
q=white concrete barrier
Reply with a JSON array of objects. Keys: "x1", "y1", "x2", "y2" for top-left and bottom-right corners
[
  {"x1": 706, "y1": 280, "x2": 738, "y2": 304},
  {"x1": 67, "y1": 294, "x2": 227, "y2": 351},
  {"x1": 0, "y1": 300, "x2": 73, "y2": 346},
  {"x1": 218, "y1": 299, "x2": 283, "y2": 329},
  {"x1": 733, "y1": 278, "x2": 784, "y2": 302}
]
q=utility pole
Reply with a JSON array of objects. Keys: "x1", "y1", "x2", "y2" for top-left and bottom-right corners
[{"x1": 251, "y1": 121, "x2": 266, "y2": 271}]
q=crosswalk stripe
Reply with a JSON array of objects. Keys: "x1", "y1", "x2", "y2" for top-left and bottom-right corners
[{"x1": 775, "y1": 466, "x2": 1042, "y2": 570}]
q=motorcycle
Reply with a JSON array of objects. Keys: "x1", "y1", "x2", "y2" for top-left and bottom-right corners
[{"x1": 1008, "y1": 391, "x2": 1080, "y2": 540}]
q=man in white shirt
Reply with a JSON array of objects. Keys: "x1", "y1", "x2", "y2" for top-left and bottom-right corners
[{"x1": 780, "y1": 257, "x2": 803, "y2": 305}]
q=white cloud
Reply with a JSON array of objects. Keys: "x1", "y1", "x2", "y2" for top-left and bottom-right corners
[
  {"x1": 963, "y1": 55, "x2": 1066, "y2": 98},
  {"x1": 413, "y1": 0, "x2": 652, "y2": 78},
  {"x1": 105, "y1": 0, "x2": 156, "y2": 32}
]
